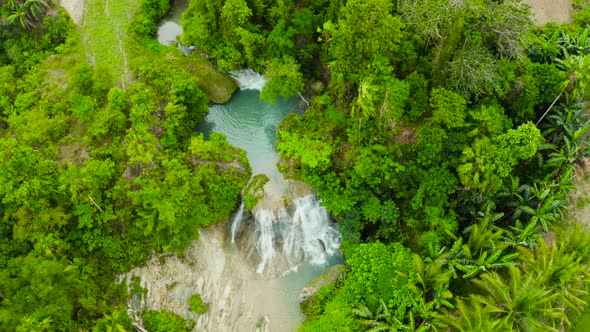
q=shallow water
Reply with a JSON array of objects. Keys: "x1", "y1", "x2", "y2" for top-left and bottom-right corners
[
  {"x1": 198, "y1": 89, "x2": 301, "y2": 195},
  {"x1": 157, "y1": 0, "x2": 189, "y2": 46}
]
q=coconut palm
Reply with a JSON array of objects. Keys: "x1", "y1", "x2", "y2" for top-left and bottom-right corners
[
  {"x1": 519, "y1": 240, "x2": 590, "y2": 325},
  {"x1": 5, "y1": 0, "x2": 50, "y2": 30},
  {"x1": 92, "y1": 310, "x2": 129, "y2": 332},
  {"x1": 24, "y1": 0, "x2": 50, "y2": 22},
  {"x1": 472, "y1": 267, "x2": 564, "y2": 331},
  {"x1": 502, "y1": 220, "x2": 541, "y2": 250},
  {"x1": 537, "y1": 53, "x2": 590, "y2": 125},
  {"x1": 441, "y1": 297, "x2": 507, "y2": 332},
  {"x1": 353, "y1": 300, "x2": 410, "y2": 332},
  {"x1": 6, "y1": 3, "x2": 29, "y2": 29}
]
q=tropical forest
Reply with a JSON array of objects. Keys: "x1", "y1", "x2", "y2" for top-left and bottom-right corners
[{"x1": 3, "y1": 0, "x2": 590, "y2": 331}]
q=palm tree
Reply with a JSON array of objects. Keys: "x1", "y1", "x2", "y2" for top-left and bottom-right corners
[
  {"x1": 518, "y1": 240, "x2": 590, "y2": 327},
  {"x1": 16, "y1": 316, "x2": 53, "y2": 332},
  {"x1": 24, "y1": 0, "x2": 50, "y2": 22},
  {"x1": 472, "y1": 267, "x2": 564, "y2": 331},
  {"x1": 441, "y1": 298, "x2": 507, "y2": 332},
  {"x1": 5, "y1": 0, "x2": 50, "y2": 30},
  {"x1": 502, "y1": 220, "x2": 541, "y2": 250},
  {"x1": 92, "y1": 310, "x2": 129, "y2": 332},
  {"x1": 6, "y1": 3, "x2": 29, "y2": 29},
  {"x1": 537, "y1": 53, "x2": 590, "y2": 125},
  {"x1": 353, "y1": 300, "x2": 410, "y2": 332}
]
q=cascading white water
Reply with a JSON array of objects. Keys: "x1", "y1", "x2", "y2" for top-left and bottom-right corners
[
  {"x1": 255, "y1": 209, "x2": 277, "y2": 274},
  {"x1": 283, "y1": 195, "x2": 341, "y2": 266},
  {"x1": 230, "y1": 201, "x2": 245, "y2": 243},
  {"x1": 248, "y1": 194, "x2": 342, "y2": 275},
  {"x1": 228, "y1": 69, "x2": 267, "y2": 92}
]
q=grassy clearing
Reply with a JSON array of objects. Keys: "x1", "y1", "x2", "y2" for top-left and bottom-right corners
[{"x1": 80, "y1": 0, "x2": 139, "y2": 88}]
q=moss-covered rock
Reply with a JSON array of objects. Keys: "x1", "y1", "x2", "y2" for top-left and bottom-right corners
[
  {"x1": 299, "y1": 264, "x2": 346, "y2": 312},
  {"x1": 183, "y1": 56, "x2": 238, "y2": 104},
  {"x1": 244, "y1": 174, "x2": 270, "y2": 211}
]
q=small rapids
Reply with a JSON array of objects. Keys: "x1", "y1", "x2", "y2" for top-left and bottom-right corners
[
  {"x1": 228, "y1": 69, "x2": 267, "y2": 92},
  {"x1": 241, "y1": 195, "x2": 342, "y2": 275}
]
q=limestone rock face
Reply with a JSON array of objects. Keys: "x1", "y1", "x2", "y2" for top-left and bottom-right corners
[{"x1": 299, "y1": 264, "x2": 345, "y2": 310}]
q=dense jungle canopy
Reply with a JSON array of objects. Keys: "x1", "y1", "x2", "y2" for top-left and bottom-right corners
[{"x1": 4, "y1": 0, "x2": 590, "y2": 331}]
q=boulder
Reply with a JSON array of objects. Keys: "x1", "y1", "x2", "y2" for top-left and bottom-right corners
[{"x1": 184, "y1": 57, "x2": 238, "y2": 104}]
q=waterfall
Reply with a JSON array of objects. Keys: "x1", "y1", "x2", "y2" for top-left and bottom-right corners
[
  {"x1": 230, "y1": 201, "x2": 245, "y2": 243},
  {"x1": 255, "y1": 209, "x2": 276, "y2": 274},
  {"x1": 249, "y1": 194, "x2": 342, "y2": 275},
  {"x1": 284, "y1": 196, "x2": 341, "y2": 266},
  {"x1": 229, "y1": 69, "x2": 267, "y2": 92}
]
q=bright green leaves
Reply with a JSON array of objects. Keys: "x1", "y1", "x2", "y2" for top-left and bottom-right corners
[
  {"x1": 221, "y1": 0, "x2": 252, "y2": 36},
  {"x1": 0, "y1": 254, "x2": 83, "y2": 331},
  {"x1": 344, "y1": 242, "x2": 417, "y2": 322},
  {"x1": 260, "y1": 56, "x2": 304, "y2": 103},
  {"x1": 429, "y1": 87, "x2": 468, "y2": 129},
  {"x1": 329, "y1": 0, "x2": 403, "y2": 80},
  {"x1": 0, "y1": 138, "x2": 57, "y2": 211},
  {"x1": 142, "y1": 310, "x2": 194, "y2": 332},
  {"x1": 189, "y1": 132, "x2": 235, "y2": 163},
  {"x1": 495, "y1": 122, "x2": 544, "y2": 162},
  {"x1": 130, "y1": 159, "x2": 205, "y2": 248},
  {"x1": 458, "y1": 122, "x2": 543, "y2": 193},
  {"x1": 468, "y1": 104, "x2": 512, "y2": 138},
  {"x1": 278, "y1": 130, "x2": 332, "y2": 170}
]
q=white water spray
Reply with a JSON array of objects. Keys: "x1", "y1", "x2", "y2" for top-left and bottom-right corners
[
  {"x1": 284, "y1": 196, "x2": 341, "y2": 266},
  {"x1": 229, "y1": 69, "x2": 267, "y2": 91},
  {"x1": 255, "y1": 209, "x2": 277, "y2": 274},
  {"x1": 247, "y1": 194, "x2": 341, "y2": 275},
  {"x1": 230, "y1": 201, "x2": 245, "y2": 243}
]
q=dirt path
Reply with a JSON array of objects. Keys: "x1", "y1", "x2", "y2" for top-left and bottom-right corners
[
  {"x1": 525, "y1": 0, "x2": 572, "y2": 26},
  {"x1": 59, "y1": 0, "x2": 85, "y2": 25}
]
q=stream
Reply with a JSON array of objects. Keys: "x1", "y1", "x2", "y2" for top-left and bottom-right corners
[{"x1": 120, "y1": 9, "x2": 344, "y2": 332}]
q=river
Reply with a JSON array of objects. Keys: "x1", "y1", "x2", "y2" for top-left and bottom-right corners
[{"x1": 120, "y1": 9, "x2": 343, "y2": 332}]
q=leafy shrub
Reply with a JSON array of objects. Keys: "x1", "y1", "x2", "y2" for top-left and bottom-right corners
[
  {"x1": 188, "y1": 294, "x2": 209, "y2": 315},
  {"x1": 142, "y1": 310, "x2": 194, "y2": 332}
]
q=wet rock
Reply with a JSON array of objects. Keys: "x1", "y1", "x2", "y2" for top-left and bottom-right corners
[
  {"x1": 255, "y1": 316, "x2": 270, "y2": 332},
  {"x1": 299, "y1": 264, "x2": 345, "y2": 311}
]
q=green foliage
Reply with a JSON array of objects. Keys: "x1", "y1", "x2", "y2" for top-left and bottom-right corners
[
  {"x1": 130, "y1": 0, "x2": 171, "y2": 38},
  {"x1": 244, "y1": 174, "x2": 269, "y2": 211},
  {"x1": 328, "y1": 0, "x2": 403, "y2": 82},
  {"x1": 188, "y1": 294, "x2": 209, "y2": 315},
  {"x1": 4, "y1": 0, "x2": 590, "y2": 330},
  {"x1": 142, "y1": 310, "x2": 194, "y2": 332},
  {"x1": 260, "y1": 56, "x2": 304, "y2": 103},
  {"x1": 429, "y1": 87, "x2": 468, "y2": 129}
]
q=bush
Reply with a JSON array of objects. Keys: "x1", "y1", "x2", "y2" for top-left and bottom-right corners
[
  {"x1": 142, "y1": 310, "x2": 194, "y2": 332},
  {"x1": 188, "y1": 294, "x2": 209, "y2": 315}
]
